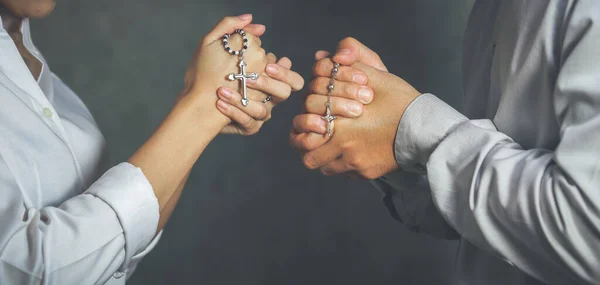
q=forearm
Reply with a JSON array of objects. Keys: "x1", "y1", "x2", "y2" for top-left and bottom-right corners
[
  {"x1": 398, "y1": 94, "x2": 600, "y2": 284},
  {"x1": 129, "y1": 92, "x2": 228, "y2": 232},
  {"x1": 157, "y1": 171, "x2": 190, "y2": 232}
]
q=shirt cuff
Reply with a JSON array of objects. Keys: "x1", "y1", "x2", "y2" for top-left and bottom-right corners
[
  {"x1": 394, "y1": 94, "x2": 468, "y2": 172},
  {"x1": 85, "y1": 162, "x2": 159, "y2": 273}
]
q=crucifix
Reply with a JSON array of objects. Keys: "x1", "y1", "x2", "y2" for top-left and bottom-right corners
[
  {"x1": 322, "y1": 101, "x2": 337, "y2": 137},
  {"x1": 227, "y1": 58, "x2": 259, "y2": 107}
]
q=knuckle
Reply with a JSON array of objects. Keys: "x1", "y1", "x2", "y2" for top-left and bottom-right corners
[
  {"x1": 313, "y1": 59, "x2": 328, "y2": 75},
  {"x1": 253, "y1": 77, "x2": 265, "y2": 90},
  {"x1": 360, "y1": 168, "x2": 380, "y2": 180},
  {"x1": 200, "y1": 37, "x2": 209, "y2": 46},
  {"x1": 304, "y1": 95, "x2": 318, "y2": 110},
  {"x1": 224, "y1": 16, "x2": 236, "y2": 25},
  {"x1": 344, "y1": 83, "x2": 356, "y2": 97},
  {"x1": 309, "y1": 79, "x2": 320, "y2": 93},
  {"x1": 340, "y1": 139, "x2": 354, "y2": 151},
  {"x1": 260, "y1": 76, "x2": 269, "y2": 90},
  {"x1": 364, "y1": 170, "x2": 380, "y2": 180},
  {"x1": 302, "y1": 155, "x2": 317, "y2": 170},
  {"x1": 301, "y1": 136, "x2": 315, "y2": 151},
  {"x1": 298, "y1": 116, "x2": 311, "y2": 129},
  {"x1": 292, "y1": 116, "x2": 302, "y2": 130},
  {"x1": 309, "y1": 117, "x2": 322, "y2": 130},
  {"x1": 340, "y1": 36, "x2": 357, "y2": 45},
  {"x1": 261, "y1": 107, "x2": 270, "y2": 121},
  {"x1": 241, "y1": 115, "x2": 254, "y2": 127},
  {"x1": 250, "y1": 125, "x2": 261, "y2": 135},
  {"x1": 347, "y1": 155, "x2": 363, "y2": 169}
]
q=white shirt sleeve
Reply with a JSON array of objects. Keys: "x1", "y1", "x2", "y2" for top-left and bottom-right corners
[
  {"x1": 393, "y1": 8, "x2": 600, "y2": 282},
  {"x1": 0, "y1": 162, "x2": 159, "y2": 284}
]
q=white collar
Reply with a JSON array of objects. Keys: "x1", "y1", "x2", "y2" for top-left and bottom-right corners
[
  {"x1": 0, "y1": 14, "x2": 53, "y2": 100},
  {"x1": 0, "y1": 15, "x2": 36, "y2": 52}
]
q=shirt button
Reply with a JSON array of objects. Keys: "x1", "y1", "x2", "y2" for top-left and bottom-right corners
[{"x1": 42, "y1": 108, "x2": 53, "y2": 118}]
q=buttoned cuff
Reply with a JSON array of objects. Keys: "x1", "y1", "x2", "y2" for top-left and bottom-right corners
[
  {"x1": 394, "y1": 94, "x2": 468, "y2": 172},
  {"x1": 85, "y1": 162, "x2": 159, "y2": 273}
]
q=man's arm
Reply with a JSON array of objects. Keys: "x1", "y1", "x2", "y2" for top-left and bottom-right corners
[
  {"x1": 390, "y1": 2, "x2": 600, "y2": 282},
  {"x1": 372, "y1": 171, "x2": 459, "y2": 240},
  {"x1": 293, "y1": 3, "x2": 600, "y2": 282}
]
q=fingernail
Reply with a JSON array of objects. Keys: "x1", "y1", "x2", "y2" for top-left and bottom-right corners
[
  {"x1": 217, "y1": 100, "x2": 229, "y2": 109},
  {"x1": 358, "y1": 87, "x2": 373, "y2": 104},
  {"x1": 352, "y1": 73, "x2": 367, "y2": 84},
  {"x1": 338, "y1": 49, "x2": 351, "y2": 55},
  {"x1": 348, "y1": 102, "x2": 362, "y2": 116},
  {"x1": 266, "y1": 64, "x2": 279, "y2": 74},
  {"x1": 239, "y1": 14, "x2": 252, "y2": 20}
]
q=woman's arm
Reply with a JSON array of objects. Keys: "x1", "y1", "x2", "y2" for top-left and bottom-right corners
[{"x1": 0, "y1": 14, "x2": 285, "y2": 285}]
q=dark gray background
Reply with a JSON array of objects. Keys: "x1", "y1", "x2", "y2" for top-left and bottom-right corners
[{"x1": 32, "y1": 1, "x2": 474, "y2": 284}]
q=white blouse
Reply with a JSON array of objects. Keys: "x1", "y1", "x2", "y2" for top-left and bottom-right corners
[{"x1": 0, "y1": 17, "x2": 161, "y2": 284}]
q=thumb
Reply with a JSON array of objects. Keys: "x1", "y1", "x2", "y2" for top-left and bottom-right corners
[
  {"x1": 332, "y1": 37, "x2": 388, "y2": 72},
  {"x1": 202, "y1": 14, "x2": 254, "y2": 46}
]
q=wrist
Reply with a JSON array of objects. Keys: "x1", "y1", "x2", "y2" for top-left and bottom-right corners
[
  {"x1": 176, "y1": 88, "x2": 231, "y2": 130},
  {"x1": 394, "y1": 94, "x2": 467, "y2": 171}
]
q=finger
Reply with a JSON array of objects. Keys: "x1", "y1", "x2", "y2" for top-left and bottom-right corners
[
  {"x1": 277, "y1": 57, "x2": 292, "y2": 69},
  {"x1": 302, "y1": 142, "x2": 343, "y2": 170},
  {"x1": 332, "y1": 37, "x2": 388, "y2": 72},
  {"x1": 266, "y1": 52, "x2": 277, "y2": 64},
  {"x1": 292, "y1": 114, "x2": 327, "y2": 134},
  {"x1": 265, "y1": 63, "x2": 305, "y2": 91},
  {"x1": 320, "y1": 159, "x2": 351, "y2": 176},
  {"x1": 247, "y1": 73, "x2": 292, "y2": 103},
  {"x1": 217, "y1": 87, "x2": 269, "y2": 120},
  {"x1": 309, "y1": 77, "x2": 373, "y2": 104},
  {"x1": 315, "y1": 50, "x2": 330, "y2": 61},
  {"x1": 244, "y1": 24, "x2": 266, "y2": 37},
  {"x1": 290, "y1": 131, "x2": 330, "y2": 152},
  {"x1": 305, "y1": 94, "x2": 363, "y2": 118},
  {"x1": 224, "y1": 31, "x2": 263, "y2": 56},
  {"x1": 313, "y1": 57, "x2": 369, "y2": 86},
  {"x1": 216, "y1": 100, "x2": 261, "y2": 134},
  {"x1": 203, "y1": 14, "x2": 254, "y2": 46}
]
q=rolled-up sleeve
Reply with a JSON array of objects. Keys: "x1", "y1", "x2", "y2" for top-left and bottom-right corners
[
  {"x1": 393, "y1": 8, "x2": 600, "y2": 282},
  {"x1": 0, "y1": 162, "x2": 159, "y2": 284}
]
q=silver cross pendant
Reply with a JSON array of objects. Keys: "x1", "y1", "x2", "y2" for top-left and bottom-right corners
[
  {"x1": 227, "y1": 57, "x2": 259, "y2": 107},
  {"x1": 322, "y1": 103, "x2": 337, "y2": 137}
]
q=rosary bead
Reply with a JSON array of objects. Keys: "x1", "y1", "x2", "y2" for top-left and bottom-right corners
[{"x1": 222, "y1": 29, "x2": 248, "y2": 55}]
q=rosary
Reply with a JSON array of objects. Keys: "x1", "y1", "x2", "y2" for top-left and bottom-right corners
[
  {"x1": 322, "y1": 62, "x2": 339, "y2": 137},
  {"x1": 222, "y1": 29, "x2": 259, "y2": 107}
]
